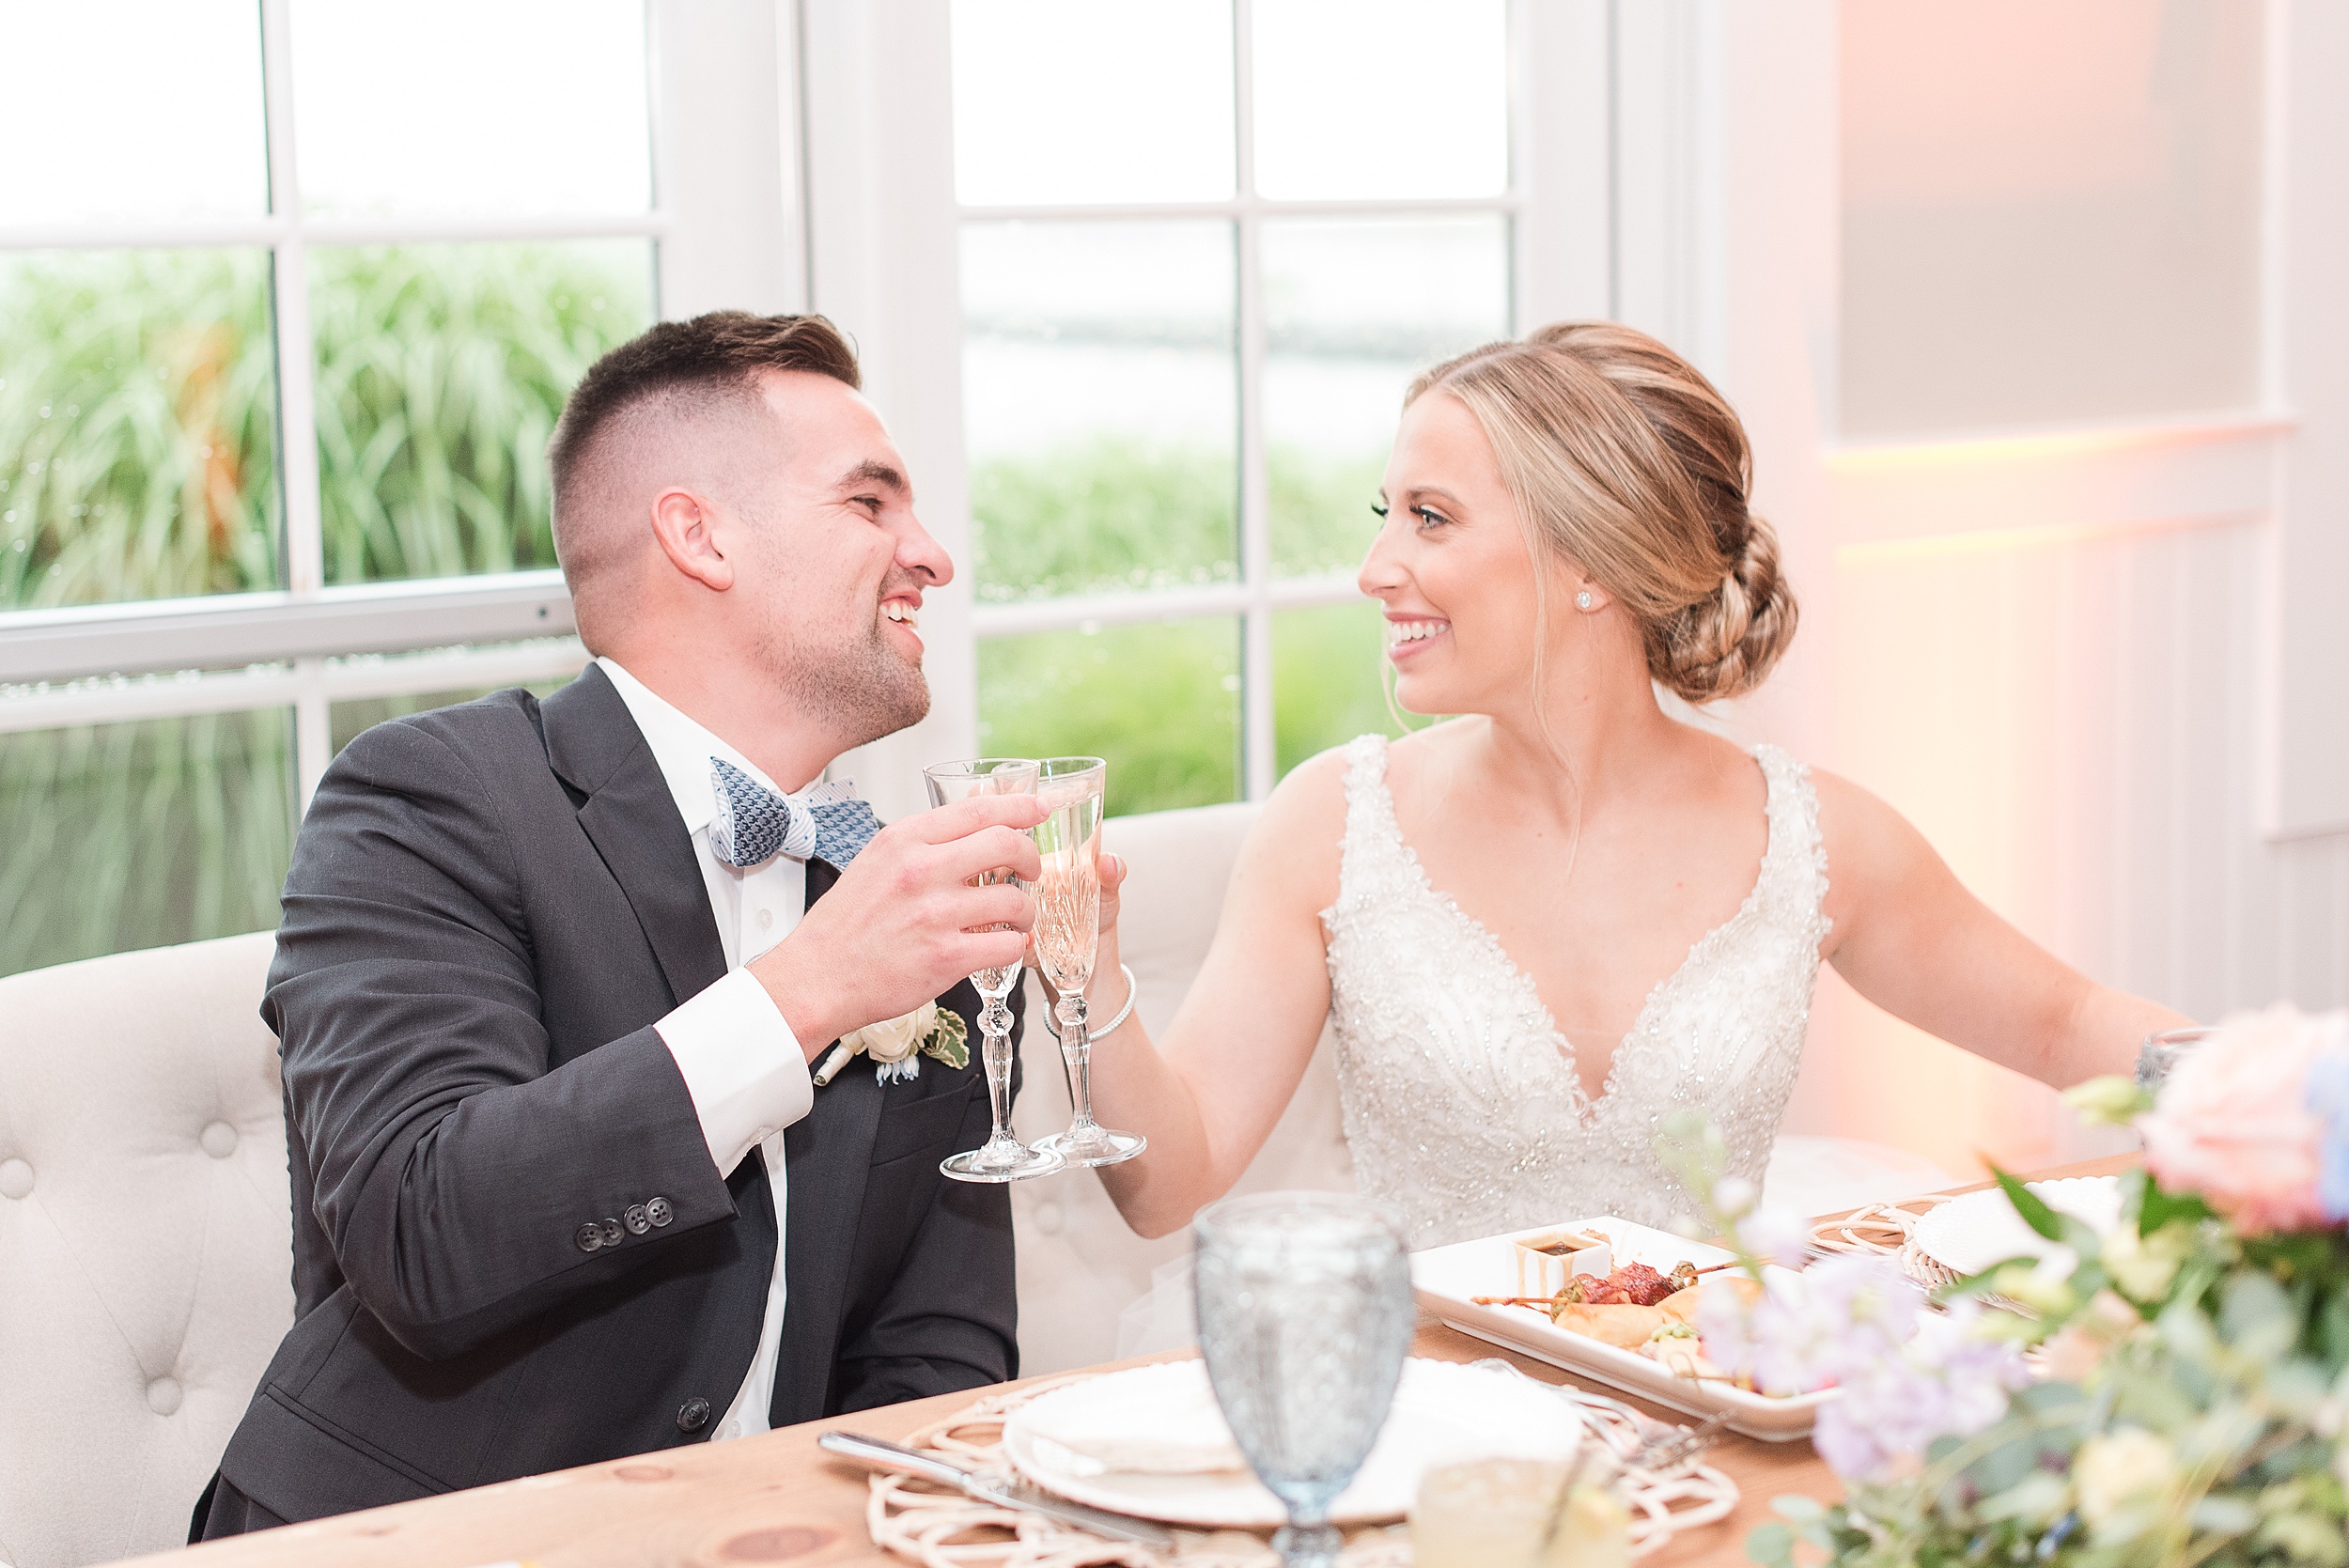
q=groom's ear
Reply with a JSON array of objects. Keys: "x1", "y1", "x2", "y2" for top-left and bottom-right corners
[{"x1": 647, "y1": 486, "x2": 737, "y2": 594}]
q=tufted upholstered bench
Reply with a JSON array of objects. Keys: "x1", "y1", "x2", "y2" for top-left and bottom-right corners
[
  {"x1": 0, "y1": 930, "x2": 289, "y2": 1568},
  {"x1": 0, "y1": 805, "x2": 1947, "y2": 1561}
]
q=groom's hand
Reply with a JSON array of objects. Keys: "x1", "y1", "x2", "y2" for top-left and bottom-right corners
[{"x1": 749, "y1": 795, "x2": 1047, "y2": 1060}]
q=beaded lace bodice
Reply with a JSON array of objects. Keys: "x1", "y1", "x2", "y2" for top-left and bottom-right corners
[{"x1": 1321, "y1": 735, "x2": 1831, "y2": 1249}]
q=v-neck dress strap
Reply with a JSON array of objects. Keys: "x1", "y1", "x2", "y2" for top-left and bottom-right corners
[{"x1": 1319, "y1": 733, "x2": 1830, "y2": 1247}]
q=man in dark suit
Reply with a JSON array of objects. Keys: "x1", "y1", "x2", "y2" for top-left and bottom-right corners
[{"x1": 194, "y1": 312, "x2": 1050, "y2": 1534}]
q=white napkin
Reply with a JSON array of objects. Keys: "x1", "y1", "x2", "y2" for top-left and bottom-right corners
[{"x1": 1020, "y1": 1373, "x2": 1248, "y2": 1476}]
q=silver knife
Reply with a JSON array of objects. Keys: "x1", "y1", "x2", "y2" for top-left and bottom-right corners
[{"x1": 817, "y1": 1429, "x2": 1176, "y2": 1551}]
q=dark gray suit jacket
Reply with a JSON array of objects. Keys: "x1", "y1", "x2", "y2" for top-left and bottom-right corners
[{"x1": 208, "y1": 664, "x2": 1019, "y2": 1526}]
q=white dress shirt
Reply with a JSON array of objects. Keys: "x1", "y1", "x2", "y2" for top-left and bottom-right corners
[{"x1": 597, "y1": 656, "x2": 817, "y2": 1442}]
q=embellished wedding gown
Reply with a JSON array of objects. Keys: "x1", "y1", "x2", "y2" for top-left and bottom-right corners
[{"x1": 1323, "y1": 734, "x2": 1832, "y2": 1248}]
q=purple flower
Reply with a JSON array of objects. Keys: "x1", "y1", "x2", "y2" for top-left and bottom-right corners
[
  {"x1": 2306, "y1": 1045, "x2": 2349, "y2": 1223},
  {"x1": 1737, "y1": 1205, "x2": 1815, "y2": 1269},
  {"x1": 1808, "y1": 1303, "x2": 2027, "y2": 1485},
  {"x1": 1698, "y1": 1259, "x2": 2028, "y2": 1487},
  {"x1": 1699, "y1": 1255, "x2": 1921, "y2": 1396}
]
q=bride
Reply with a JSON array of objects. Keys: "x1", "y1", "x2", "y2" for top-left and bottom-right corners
[{"x1": 1069, "y1": 321, "x2": 2188, "y2": 1249}]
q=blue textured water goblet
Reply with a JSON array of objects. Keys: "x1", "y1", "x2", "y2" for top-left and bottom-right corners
[{"x1": 1193, "y1": 1191, "x2": 1416, "y2": 1568}]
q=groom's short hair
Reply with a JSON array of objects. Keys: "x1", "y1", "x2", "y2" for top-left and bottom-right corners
[{"x1": 547, "y1": 311, "x2": 861, "y2": 619}]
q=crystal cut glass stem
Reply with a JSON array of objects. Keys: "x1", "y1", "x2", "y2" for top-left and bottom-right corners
[
  {"x1": 924, "y1": 757, "x2": 1062, "y2": 1185},
  {"x1": 1030, "y1": 756, "x2": 1144, "y2": 1169}
]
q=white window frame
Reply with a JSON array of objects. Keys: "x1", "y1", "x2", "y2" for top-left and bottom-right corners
[
  {"x1": 5, "y1": 0, "x2": 1619, "y2": 832},
  {"x1": 0, "y1": 0, "x2": 803, "y2": 807},
  {"x1": 805, "y1": 0, "x2": 1612, "y2": 821}
]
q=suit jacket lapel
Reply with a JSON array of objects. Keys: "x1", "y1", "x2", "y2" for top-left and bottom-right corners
[
  {"x1": 540, "y1": 664, "x2": 727, "y2": 1007},
  {"x1": 772, "y1": 855, "x2": 885, "y2": 1423}
]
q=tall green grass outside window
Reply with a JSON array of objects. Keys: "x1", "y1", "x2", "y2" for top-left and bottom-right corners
[
  {"x1": 312, "y1": 241, "x2": 652, "y2": 583},
  {"x1": 0, "y1": 709, "x2": 295, "y2": 979},
  {"x1": 978, "y1": 617, "x2": 1244, "y2": 815},
  {"x1": 0, "y1": 241, "x2": 651, "y2": 613},
  {"x1": 0, "y1": 243, "x2": 647, "y2": 977},
  {"x1": 0, "y1": 249, "x2": 280, "y2": 608}
]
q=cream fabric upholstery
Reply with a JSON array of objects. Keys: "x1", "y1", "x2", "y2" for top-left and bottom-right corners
[
  {"x1": 1009, "y1": 802, "x2": 1357, "y2": 1374},
  {"x1": 0, "y1": 931, "x2": 290, "y2": 1568}
]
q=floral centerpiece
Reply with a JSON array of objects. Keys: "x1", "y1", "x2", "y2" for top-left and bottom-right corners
[{"x1": 1672, "y1": 1005, "x2": 2349, "y2": 1567}]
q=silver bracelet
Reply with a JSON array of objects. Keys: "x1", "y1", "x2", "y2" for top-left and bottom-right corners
[{"x1": 1039, "y1": 963, "x2": 1138, "y2": 1042}]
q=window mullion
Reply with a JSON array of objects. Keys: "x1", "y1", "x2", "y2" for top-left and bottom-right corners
[
  {"x1": 259, "y1": 0, "x2": 323, "y2": 601},
  {"x1": 293, "y1": 657, "x2": 331, "y2": 807},
  {"x1": 1234, "y1": 0, "x2": 1275, "y2": 802}
]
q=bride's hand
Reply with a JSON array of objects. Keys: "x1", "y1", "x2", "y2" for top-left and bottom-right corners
[
  {"x1": 1024, "y1": 844, "x2": 1128, "y2": 1003},
  {"x1": 1097, "y1": 846, "x2": 1128, "y2": 940}
]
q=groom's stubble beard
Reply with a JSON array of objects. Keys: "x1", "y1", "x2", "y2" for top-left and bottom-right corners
[
  {"x1": 758, "y1": 569, "x2": 933, "y2": 753},
  {"x1": 727, "y1": 474, "x2": 931, "y2": 751}
]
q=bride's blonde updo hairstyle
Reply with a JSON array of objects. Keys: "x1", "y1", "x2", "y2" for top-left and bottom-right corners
[{"x1": 1406, "y1": 321, "x2": 1797, "y2": 704}]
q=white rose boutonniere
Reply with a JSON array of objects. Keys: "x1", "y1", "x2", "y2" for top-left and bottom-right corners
[{"x1": 813, "y1": 1001, "x2": 971, "y2": 1086}]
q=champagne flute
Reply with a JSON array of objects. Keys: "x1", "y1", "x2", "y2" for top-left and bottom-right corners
[
  {"x1": 1029, "y1": 756, "x2": 1145, "y2": 1168},
  {"x1": 1194, "y1": 1191, "x2": 1416, "y2": 1568},
  {"x1": 924, "y1": 758, "x2": 1065, "y2": 1184}
]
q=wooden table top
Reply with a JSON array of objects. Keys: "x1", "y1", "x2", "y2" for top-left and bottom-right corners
[{"x1": 126, "y1": 1155, "x2": 2139, "y2": 1568}]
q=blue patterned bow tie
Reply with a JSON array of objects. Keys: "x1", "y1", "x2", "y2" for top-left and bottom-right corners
[{"x1": 708, "y1": 757, "x2": 879, "y2": 870}]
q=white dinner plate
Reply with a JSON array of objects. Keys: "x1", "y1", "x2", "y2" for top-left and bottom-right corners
[
  {"x1": 1410, "y1": 1215, "x2": 1830, "y2": 1441},
  {"x1": 1909, "y1": 1175, "x2": 2121, "y2": 1279},
  {"x1": 1002, "y1": 1358, "x2": 1581, "y2": 1529}
]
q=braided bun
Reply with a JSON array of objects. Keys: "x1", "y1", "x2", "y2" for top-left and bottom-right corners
[
  {"x1": 1408, "y1": 321, "x2": 1799, "y2": 705},
  {"x1": 1651, "y1": 512, "x2": 1797, "y2": 703}
]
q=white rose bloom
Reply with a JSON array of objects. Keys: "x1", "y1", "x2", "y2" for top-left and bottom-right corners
[
  {"x1": 2074, "y1": 1428, "x2": 2176, "y2": 1528},
  {"x1": 850, "y1": 1002, "x2": 935, "y2": 1064}
]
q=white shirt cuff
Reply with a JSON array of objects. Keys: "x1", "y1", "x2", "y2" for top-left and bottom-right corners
[{"x1": 654, "y1": 968, "x2": 815, "y2": 1176}]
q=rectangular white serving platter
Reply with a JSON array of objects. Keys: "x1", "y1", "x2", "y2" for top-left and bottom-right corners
[{"x1": 1409, "y1": 1215, "x2": 1830, "y2": 1441}]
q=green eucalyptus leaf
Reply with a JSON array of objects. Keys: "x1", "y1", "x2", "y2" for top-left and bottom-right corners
[
  {"x1": 2256, "y1": 1513, "x2": 2349, "y2": 1567},
  {"x1": 2189, "y1": 1493, "x2": 2259, "y2": 1535},
  {"x1": 1974, "y1": 1471, "x2": 2070, "y2": 1527},
  {"x1": 2063, "y1": 1075, "x2": 2152, "y2": 1126},
  {"x1": 1991, "y1": 1163, "x2": 2068, "y2": 1243},
  {"x1": 2220, "y1": 1271, "x2": 2300, "y2": 1359},
  {"x1": 2138, "y1": 1181, "x2": 2217, "y2": 1237},
  {"x1": 1745, "y1": 1520, "x2": 1796, "y2": 1568}
]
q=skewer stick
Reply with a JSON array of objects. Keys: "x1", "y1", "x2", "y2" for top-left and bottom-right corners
[{"x1": 1471, "y1": 1262, "x2": 1736, "y2": 1309}]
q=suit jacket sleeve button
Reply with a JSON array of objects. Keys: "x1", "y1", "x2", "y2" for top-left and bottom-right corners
[
  {"x1": 598, "y1": 1217, "x2": 624, "y2": 1247},
  {"x1": 646, "y1": 1196, "x2": 673, "y2": 1228},
  {"x1": 677, "y1": 1397, "x2": 711, "y2": 1432},
  {"x1": 574, "y1": 1222, "x2": 604, "y2": 1253},
  {"x1": 624, "y1": 1203, "x2": 650, "y2": 1235}
]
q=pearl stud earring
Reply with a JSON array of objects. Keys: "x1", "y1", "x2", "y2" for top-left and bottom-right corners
[{"x1": 1576, "y1": 589, "x2": 1595, "y2": 611}]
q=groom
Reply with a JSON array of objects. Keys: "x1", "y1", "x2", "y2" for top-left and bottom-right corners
[{"x1": 194, "y1": 312, "x2": 1044, "y2": 1535}]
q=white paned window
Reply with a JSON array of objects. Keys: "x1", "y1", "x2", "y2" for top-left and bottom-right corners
[
  {"x1": 947, "y1": 0, "x2": 1517, "y2": 815},
  {"x1": 0, "y1": 0, "x2": 795, "y2": 979}
]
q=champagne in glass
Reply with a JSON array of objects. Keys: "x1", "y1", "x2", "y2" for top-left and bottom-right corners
[
  {"x1": 1030, "y1": 756, "x2": 1144, "y2": 1168},
  {"x1": 924, "y1": 758, "x2": 1064, "y2": 1184},
  {"x1": 1194, "y1": 1192, "x2": 1416, "y2": 1568}
]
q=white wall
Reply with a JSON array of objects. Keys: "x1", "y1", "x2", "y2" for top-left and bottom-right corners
[{"x1": 1663, "y1": 0, "x2": 2349, "y2": 1178}]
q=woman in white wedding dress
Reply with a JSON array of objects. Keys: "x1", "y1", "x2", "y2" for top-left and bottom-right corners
[{"x1": 1071, "y1": 322, "x2": 2186, "y2": 1249}]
